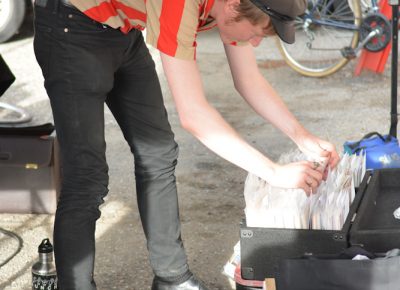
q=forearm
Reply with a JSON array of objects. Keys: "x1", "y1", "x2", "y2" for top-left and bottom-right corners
[
  {"x1": 160, "y1": 52, "x2": 277, "y2": 181},
  {"x1": 225, "y1": 44, "x2": 310, "y2": 145},
  {"x1": 238, "y1": 72, "x2": 310, "y2": 144},
  {"x1": 183, "y1": 100, "x2": 277, "y2": 181}
]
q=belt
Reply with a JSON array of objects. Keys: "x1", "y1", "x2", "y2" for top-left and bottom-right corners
[{"x1": 60, "y1": 0, "x2": 75, "y2": 8}]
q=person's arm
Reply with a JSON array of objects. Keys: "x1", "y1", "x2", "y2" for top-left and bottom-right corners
[
  {"x1": 160, "y1": 52, "x2": 323, "y2": 194},
  {"x1": 224, "y1": 43, "x2": 340, "y2": 170}
]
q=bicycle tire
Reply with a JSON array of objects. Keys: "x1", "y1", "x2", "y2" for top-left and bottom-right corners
[
  {"x1": 0, "y1": 0, "x2": 26, "y2": 43},
  {"x1": 277, "y1": 0, "x2": 362, "y2": 77}
]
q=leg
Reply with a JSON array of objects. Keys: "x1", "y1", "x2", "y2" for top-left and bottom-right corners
[
  {"x1": 33, "y1": 2, "x2": 128, "y2": 289},
  {"x1": 105, "y1": 32, "x2": 189, "y2": 279}
]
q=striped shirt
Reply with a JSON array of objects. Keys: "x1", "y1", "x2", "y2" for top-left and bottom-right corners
[{"x1": 69, "y1": 0, "x2": 217, "y2": 60}]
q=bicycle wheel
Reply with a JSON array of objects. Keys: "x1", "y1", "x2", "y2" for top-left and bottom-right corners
[
  {"x1": 358, "y1": 0, "x2": 380, "y2": 15},
  {"x1": 277, "y1": 0, "x2": 362, "y2": 77}
]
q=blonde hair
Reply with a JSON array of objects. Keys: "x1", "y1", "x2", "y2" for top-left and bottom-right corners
[{"x1": 234, "y1": 0, "x2": 275, "y2": 35}]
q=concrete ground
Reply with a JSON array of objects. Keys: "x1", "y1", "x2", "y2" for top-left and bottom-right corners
[{"x1": 0, "y1": 9, "x2": 395, "y2": 290}]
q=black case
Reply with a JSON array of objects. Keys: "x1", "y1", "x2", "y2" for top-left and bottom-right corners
[
  {"x1": 240, "y1": 169, "x2": 400, "y2": 281},
  {"x1": 275, "y1": 247, "x2": 400, "y2": 290},
  {"x1": 350, "y1": 169, "x2": 400, "y2": 252}
]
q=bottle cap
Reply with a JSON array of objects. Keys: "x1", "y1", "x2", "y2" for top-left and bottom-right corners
[{"x1": 38, "y1": 238, "x2": 53, "y2": 253}]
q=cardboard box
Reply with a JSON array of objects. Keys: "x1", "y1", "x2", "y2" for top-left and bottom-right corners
[{"x1": 0, "y1": 134, "x2": 60, "y2": 214}]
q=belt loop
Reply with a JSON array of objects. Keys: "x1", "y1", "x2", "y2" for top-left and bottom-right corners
[{"x1": 53, "y1": 0, "x2": 60, "y2": 14}]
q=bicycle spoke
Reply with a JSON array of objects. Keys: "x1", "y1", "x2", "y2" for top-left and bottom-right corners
[{"x1": 277, "y1": 0, "x2": 361, "y2": 77}]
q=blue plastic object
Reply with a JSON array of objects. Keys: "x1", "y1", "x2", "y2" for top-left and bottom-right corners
[{"x1": 344, "y1": 133, "x2": 400, "y2": 170}]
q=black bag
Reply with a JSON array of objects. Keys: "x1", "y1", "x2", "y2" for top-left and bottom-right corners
[
  {"x1": 0, "y1": 54, "x2": 16, "y2": 97},
  {"x1": 275, "y1": 247, "x2": 400, "y2": 290},
  {"x1": 0, "y1": 123, "x2": 61, "y2": 214}
]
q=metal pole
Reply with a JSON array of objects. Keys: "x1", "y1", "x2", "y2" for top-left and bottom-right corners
[{"x1": 389, "y1": 0, "x2": 399, "y2": 137}]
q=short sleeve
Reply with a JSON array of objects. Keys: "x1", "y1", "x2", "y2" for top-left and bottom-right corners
[{"x1": 146, "y1": 0, "x2": 202, "y2": 60}]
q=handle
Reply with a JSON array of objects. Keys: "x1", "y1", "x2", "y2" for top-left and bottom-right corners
[{"x1": 346, "y1": 131, "x2": 391, "y2": 152}]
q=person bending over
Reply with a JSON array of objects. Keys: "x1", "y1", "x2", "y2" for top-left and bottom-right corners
[{"x1": 33, "y1": 0, "x2": 339, "y2": 289}]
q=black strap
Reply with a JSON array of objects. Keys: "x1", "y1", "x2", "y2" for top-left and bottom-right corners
[
  {"x1": 301, "y1": 246, "x2": 377, "y2": 260},
  {"x1": 346, "y1": 131, "x2": 391, "y2": 152}
]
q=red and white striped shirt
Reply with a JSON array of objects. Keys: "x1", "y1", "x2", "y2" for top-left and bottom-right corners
[{"x1": 70, "y1": 0, "x2": 217, "y2": 60}]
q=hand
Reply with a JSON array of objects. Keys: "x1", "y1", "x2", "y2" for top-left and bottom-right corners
[
  {"x1": 269, "y1": 161, "x2": 324, "y2": 196},
  {"x1": 296, "y1": 133, "x2": 340, "y2": 176}
]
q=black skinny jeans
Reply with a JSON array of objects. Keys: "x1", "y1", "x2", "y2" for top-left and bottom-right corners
[{"x1": 33, "y1": 1, "x2": 188, "y2": 289}]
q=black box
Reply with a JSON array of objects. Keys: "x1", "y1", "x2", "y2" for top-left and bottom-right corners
[{"x1": 240, "y1": 169, "x2": 400, "y2": 281}]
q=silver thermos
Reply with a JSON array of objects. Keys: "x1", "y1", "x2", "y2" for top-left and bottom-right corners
[{"x1": 32, "y1": 238, "x2": 58, "y2": 290}]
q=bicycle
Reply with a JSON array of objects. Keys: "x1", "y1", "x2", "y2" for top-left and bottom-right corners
[{"x1": 276, "y1": 0, "x2": 392, "y2": 77}]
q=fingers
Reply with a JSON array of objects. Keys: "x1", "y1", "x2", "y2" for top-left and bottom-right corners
[
  {"x1": 304, "y1": 174, "x2": 319, "y2": 195},
  {"x1": 307, "y1": 161, "x2": 323, "y2": 180},
  {"x1": 317, "y1": 148, "x2": 331, "y2": 158},
  {"x1": 318, "y1": 143, "x2": 340, "y2": 169},
  {"x1": 311, "y1": 160, "x2": 323, "y2": 173},
  {"x1": 301, "y1": 161, "x2": 324, "y2": 195},
  {"x1": 328, "y1": 151, "x2": 340, "y2": 168},
  {"x1": 302, "y1": 185, "x2": 311, "y2": 197},
  {"x1": 271, "y1": 161, "x2": 325, "y2": 195},
  {"x1": 318, "y1": 152, "x2": 338, "y2": 178}
]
